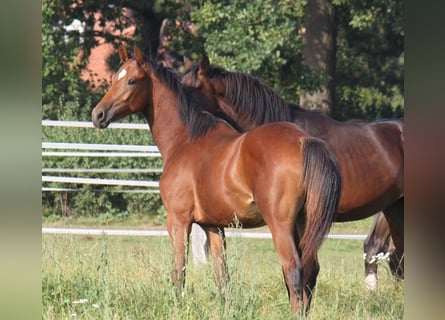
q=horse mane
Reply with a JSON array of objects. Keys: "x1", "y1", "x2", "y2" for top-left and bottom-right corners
[
  {"x1": 205, "y1": 66, "x2": 292, "y2": 125},
  {"x1": 148, "y1": 61, "x2": 219, "y2": 141}
]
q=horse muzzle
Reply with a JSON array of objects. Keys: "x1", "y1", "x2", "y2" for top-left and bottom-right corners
[{"x1": 91, "y1": 105, "x2": 112, "y2": 129}]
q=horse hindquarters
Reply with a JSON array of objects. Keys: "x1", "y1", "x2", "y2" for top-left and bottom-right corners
[{"x1": 249, "y1": 133, "x2": 341, "y2": 314}]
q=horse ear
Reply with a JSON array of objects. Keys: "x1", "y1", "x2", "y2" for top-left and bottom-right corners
[
  {"x1": 183, "y1": 56, "x2": 193, "y2": 68},
  {"x1": 199, "y1": 56, "x2": 210, "y2": 73},
  {"x1": 118, "y1": 44, "x2": 129, "y2": 62},
  {"x1": 133, "y1": 45, "x2": 145, "y2": 66}
]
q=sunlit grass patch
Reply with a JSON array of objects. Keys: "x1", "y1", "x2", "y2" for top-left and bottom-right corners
[{"x1": 42, "y1": 233, "x2": 403, "y2": 319}]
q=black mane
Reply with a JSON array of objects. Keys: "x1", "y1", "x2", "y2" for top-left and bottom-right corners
[
  {"x1": 203, "y1": 65, "x2": 292, "y2": 126},
  {"x1": 149, "y1": 61, "x2": 219, "y2": 141}
]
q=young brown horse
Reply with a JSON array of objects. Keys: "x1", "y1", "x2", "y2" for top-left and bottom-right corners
[
  {"x1": 364, "y1": 212, "x2": 404, "y2": 290},
  {"x1": 181, "y1": 57, "x2": 404, "y2": 275},
  {"x1": 91, "y1": 45, "x2": 341, "y2": 314}
]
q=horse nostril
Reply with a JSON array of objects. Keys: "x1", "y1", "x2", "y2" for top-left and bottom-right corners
[
  {"x1": 92, "y1": 108, "x2": 107, "y2": 128},
  {"x1": 97, "y1": 111, "x2": 105, "y2": 121}
]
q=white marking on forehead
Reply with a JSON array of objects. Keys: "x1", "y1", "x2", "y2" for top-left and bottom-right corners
[{"x1": 117, "y1": 68, "x2": 127, "y2": 81}]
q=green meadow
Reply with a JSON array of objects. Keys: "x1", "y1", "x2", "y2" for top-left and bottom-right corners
[{"x1": 42, "y1": 218, "x2": 403, "y2": 319}]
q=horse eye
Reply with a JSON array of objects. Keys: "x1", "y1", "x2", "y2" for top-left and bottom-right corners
[{"x1": 128, "y1": 79, "x2": 136, "y2": 85}]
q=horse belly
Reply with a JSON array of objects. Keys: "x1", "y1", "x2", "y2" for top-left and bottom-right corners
[
  {"x1": 336, "y1": 178, "x2": 403, "y2": 221},
  {"x1": 233, "y1": 199, "x2": 265, "y2": 228},
  {"x1": 193, "y1": 194, "x2": 264, "y2": 228},
  {"x1": 334, "y1": 149, "x2": 402, "y2": 218}
]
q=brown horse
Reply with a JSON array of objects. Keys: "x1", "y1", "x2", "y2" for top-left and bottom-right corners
[
  {"x1": 181, "y1": 57, "x2": 404, "y2": 270},
  {"x1": 91, "y1": 45, "x2": 341, "y2": 314},
  {"x1": 364, "y1": 212, "x2": 404, "y2": 290}
]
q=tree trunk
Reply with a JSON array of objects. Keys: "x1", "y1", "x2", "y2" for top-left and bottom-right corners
[
  {"x1": 138, "y1": 8, "x2": 163, "y2": 59},
  {"x1": 300, "y1": 0, "x2": 337, "y2": 115}
]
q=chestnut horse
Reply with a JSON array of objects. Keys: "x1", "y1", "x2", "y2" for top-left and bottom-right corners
[
  {"x1": 364, "y1": 212, "x2": 404, "y2": 290},
  {"x1": 181, "y1": 58, "x2": 404, "y2": 273},
  {"x1": 91, "y1": 45, "x2": 341, "y2": 314}
]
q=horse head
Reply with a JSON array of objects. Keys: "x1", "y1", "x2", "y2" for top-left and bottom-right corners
[{"x1": 92, "y1": 45, "x2": 152, "y2": 128}]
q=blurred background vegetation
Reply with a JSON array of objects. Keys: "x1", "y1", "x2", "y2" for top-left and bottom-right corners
[{"x1": 42, "y1": 0, "x2": 403, "y2": 222}]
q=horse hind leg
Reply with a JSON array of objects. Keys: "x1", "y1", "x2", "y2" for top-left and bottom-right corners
[
  {"x1": 382, "y1": 198, "x2": 404, "y2": 276},
  {"x1": 296, "y1": 216, "x2": 319, "y2": 314},
  {"x1": 363, "y1": 212, "x2": 387, "y2": 290},
  {"x1": 268, "y1": 223, "x2": 304, "y2": 314},
  {"x1": 301, "y1": 255, "x2": 319, "y2": 314}
]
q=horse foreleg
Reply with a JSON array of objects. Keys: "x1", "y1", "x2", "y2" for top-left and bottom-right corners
[
  {"x1": 166, "y1": 214, "x2": 192, "y2": 294},
  {"x1": 205, "y1": 226, "x2": 229, "y2": 295}
]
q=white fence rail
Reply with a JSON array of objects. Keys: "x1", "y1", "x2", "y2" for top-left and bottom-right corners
[
  {"x1": 42, "y1": 120, "x2": 160, "y2": 191},
  {"x1": 41, "y1": 228, "x2": 367, "y2": 240},
  {"x1": 42, "y1": 176, "x2": 159, "y2": 187},
  {"x1": 42, "y1": 120, "x2": 149, "y2": 130}
]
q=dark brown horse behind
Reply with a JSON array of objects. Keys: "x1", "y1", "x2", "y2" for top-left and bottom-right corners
[
  {"x1": 181, "y1": 57, "x2": 404, "y2": 275},
  {"x1": 91, "y1": 45, "x2": 341, "y2": 314}
]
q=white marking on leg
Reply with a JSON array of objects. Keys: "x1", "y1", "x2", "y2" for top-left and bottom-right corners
[
  {"x1": 365, "y1": 273, "x2": 378, "y2": 290},
  {"x1": 191, "y1": 223, "x2": 209, "y2": 265}
]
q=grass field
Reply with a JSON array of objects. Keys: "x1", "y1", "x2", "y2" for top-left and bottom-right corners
[{"x1": 42, "y1": 218, "x2": 403, "y2": 319}]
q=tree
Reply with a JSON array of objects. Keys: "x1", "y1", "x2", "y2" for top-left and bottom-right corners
[
  {"x1": 185, "y1": 0, "x2": 312, "y2": 101},
  {"x1": 299, "y1": 0, "x2": 337, "y2": 114},
  {"x1": 333, "y1": 0, "x2": 404, "y2": 120}
]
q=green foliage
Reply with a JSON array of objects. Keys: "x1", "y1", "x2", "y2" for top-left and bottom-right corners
[
  {"x1": 163, "y1": 0, "x2": 403, "y2": 119},
  {"x1": 333, "y1": 0, "x2": 404, "y2": 120},
  {"x1": 333, "y1": 0, "x2": 403, "y2": 36},
  {"x1": 142, "y1": 0, "x2": 315, "y2": 99},
  {"x1": 189, "y1": 0, "x2": 312, "y2": 100}
]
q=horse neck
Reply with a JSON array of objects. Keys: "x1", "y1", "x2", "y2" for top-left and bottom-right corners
[
  {"x1": 216, "y1": 98, "x2": 254, "y2": 131},
  {"x1": 144, "y1": 80, "x2": 189, "y2": 160}
]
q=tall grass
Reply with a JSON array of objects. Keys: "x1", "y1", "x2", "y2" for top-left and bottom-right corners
[{"x1": 42, "y1": 233, "x2": 403, "y2": 319}]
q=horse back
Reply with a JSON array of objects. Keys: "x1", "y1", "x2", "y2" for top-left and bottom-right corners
[
  {"x1": 333, "y1": 119, "x2": 404, "y2": 219},
  {"x1": 293, "y1": 117, "x2": 404, "y2": 219}
]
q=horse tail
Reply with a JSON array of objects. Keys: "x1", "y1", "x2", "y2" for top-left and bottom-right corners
[{"x1": 299, "y1": 137, "x2": 341, "y2": 268}]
